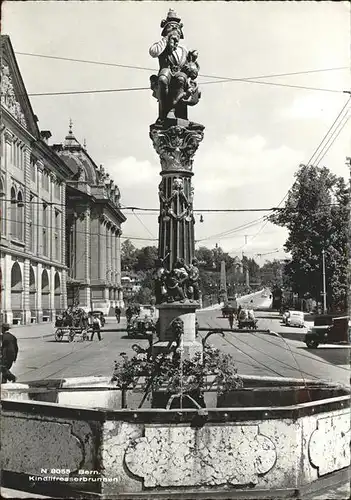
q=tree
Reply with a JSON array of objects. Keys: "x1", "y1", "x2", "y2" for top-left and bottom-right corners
[
  {"x1": 135, "y1": 246, "x2": 158, "y2": 271},
  {"x1": 269, "y1": 164, "x2": 349, "y2": 311},
  {"x1": 260, "y1": 260, "x2": 284, "y2": 287},
  {"x1": 121, "y1": 239, "x2": 138, "y2": 271}
]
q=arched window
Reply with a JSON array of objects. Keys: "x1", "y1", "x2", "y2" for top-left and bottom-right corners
[
  {"x1": 17, "y1": 190, "x2": 24, "y2": 240},
  {"x1": 10, "y1": 187, "x2": 16, "y2": 238}
]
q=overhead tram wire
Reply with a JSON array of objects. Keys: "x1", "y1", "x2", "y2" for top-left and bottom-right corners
[
  {"x1": 314, "y1": 111, "x2": 351, "y2": 166},
  {"x1": 195, "y1": 216, "x2": 267, "y2": 244},
  {"x1": 0, "y1": 215, "x2": 157, "y2": 241},
  {"x1": 15, "y1": 53, "x2": 347, "y2": 97},
  {"x1": 3, "y1": 198, "x2": 341, "y2": 211},
  {"x1": 16, "y1": 52, "x2": 348, "y2": 80},
  {"x1": 270, "y1": 96, "x2": 351, "y2": 211},
  {"x1": 131, "y1": 209, "x2": 157, "y2": 240},
  {"x1": 307, "y1": 96, "x2": 351, "y2": 165}
]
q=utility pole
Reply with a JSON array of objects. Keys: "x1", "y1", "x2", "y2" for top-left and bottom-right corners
[{"x1": 322, "y1": 249, "x2": 327, "y2": 313}]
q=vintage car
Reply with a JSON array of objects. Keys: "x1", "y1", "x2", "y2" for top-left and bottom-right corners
[
  {"x1": 284, "y1": 310, "x2": 305, "y2": 328},
  {"x1": 127, "y1": 305, "x2": 157, "y2": 339},
  {"x1": 305, "y1": 315, "x2": 350, "y2": 349}
]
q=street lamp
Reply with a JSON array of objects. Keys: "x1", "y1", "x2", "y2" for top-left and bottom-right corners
[{"x1": 322, "y1": 249, "x2": 327, "y2": 313}]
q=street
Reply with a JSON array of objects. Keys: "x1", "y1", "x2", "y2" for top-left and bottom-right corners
[{"x1": 12, "y1": 297, "x2": 350, "y2": 388}]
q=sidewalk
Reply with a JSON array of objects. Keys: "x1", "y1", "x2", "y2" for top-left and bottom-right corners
[{"x1": 10, "y1": 316, "x2": 128, "y2": 340}]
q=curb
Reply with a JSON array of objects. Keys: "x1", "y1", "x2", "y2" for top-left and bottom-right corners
[{"x1": 17, "y1": 333, "x2": 54, "y2": 340}]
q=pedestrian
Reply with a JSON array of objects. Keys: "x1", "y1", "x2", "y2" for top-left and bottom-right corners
[
  {"x1": 90, "y1": 315, "x2": 102, "y2": 341},
  {"x1": 228, "y1": 310, "x2": 234, "y2": 329},
  {"x1": 115, "y1": 306, "x2": 121, "y2": 324},
  {"x1": 1, "y1": 323, "x2": 18, "y2": 383},
  {"x1": 126, "y1": 306, "x2": 133, "y2": 324}
]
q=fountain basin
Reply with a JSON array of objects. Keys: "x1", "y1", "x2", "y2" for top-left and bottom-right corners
[{"x1": 1, "y1": 375, "x2": 350, "y2": 499}]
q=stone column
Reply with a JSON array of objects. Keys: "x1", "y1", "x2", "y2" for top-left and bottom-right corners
[
  {"x1": 4, "y1": 131, "x2": 13, "y2": 239},
  {"x1": 111, "y1": 227, "x2": 117, "y2": 284},
  {"x1": 23, "y1": 258, "x2": 31, "y2": 325},
  {"x1": 60, "y1": 182, "x2": 67, "y2": 310},
  {"x1": 37, "y1": 262, "x2": 43, "y2": 323},
  {"x1": 116, "y1": 229, "x2": 122, "y2": 287},
  {"x1": 3, "y1": 253, "x2": 13, "y2": 324},
  {"x1": 85, "y1": 207, "x2": 91, "y2": 310},
  {"x1": 150, "y1": 118, "x2": 204, "y2": 360},
  {"x1": 50, "y1": 265, "x2": 56, "y2": 323}
]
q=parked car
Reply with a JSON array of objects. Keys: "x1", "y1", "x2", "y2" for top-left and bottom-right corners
[
  {"x1": 127, "y1": 316, "x2": 156, "y2": 338},
  {"x1": 305, "y1": 315, "x2": 350, "y2": 349},
  {"x1": 285, "y1": 310, "x2": 305, "y2": 328}
]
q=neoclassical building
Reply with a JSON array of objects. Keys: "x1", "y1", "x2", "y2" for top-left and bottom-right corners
[
  {"x1": 0, "y1": 36, "x2": 72, "y2": 325},
  {"x1": 52, "y1": 125, "x2": 126, "y2": 315}
]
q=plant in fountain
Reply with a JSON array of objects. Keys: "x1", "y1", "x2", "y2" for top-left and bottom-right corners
[{"x1": 111, "y1": 343, "x2": 243, "y2": 409}]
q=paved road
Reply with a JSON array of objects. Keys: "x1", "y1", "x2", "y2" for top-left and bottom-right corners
[{"x1": 11, "y1": 298, "x2": 350, "y2": 387}]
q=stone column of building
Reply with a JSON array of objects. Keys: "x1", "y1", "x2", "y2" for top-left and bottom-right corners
[
  {"x1": 36, "y1": 161, "x2": 44, "y2": 322},
  {"x1": 3, "y1": 254, "x2": 13, "y2": 324},
  {"x1": 85, "y1": 207, "x2": 91, "y2": 310},
  {"x1": 60, "y1": 182, "x2": 67, "y2": 310},
  {"x1": 22, "y1": 145, "x2": 31, "y2": 324},
  {"x1": 75, "y1": 209, "x2": 90, "y2": 308},
  {"x1": 36, "y1": 262, "x2": 43, "y2": 323},
  {"x1": 105, "y1": 222, "x2": 110, "y2": 282},
  {"x1": 2, "y1": 131, "x2": 13, "y2": 323},
  {"x1": 4, "y1": 130, "x2": 13, "y2": 240},
  {"x1": 111, "y1": 226, "x2": 117, "y2": 302},
  {"x1": 50, "y1": 265, "x2": 56, "y2": 323},
  {"x1": 99, "y1": 217, "x2": 109, "y2": 303},
  {"x1": 49, "y1": 173, "x2": 56, "y2": 320},
  {"x1": 116, "y1": 229, "x2": 123, "y2": 305}
]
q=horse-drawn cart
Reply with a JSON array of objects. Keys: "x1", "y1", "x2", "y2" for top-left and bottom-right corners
[
  {"x1": 55, "y1": 307, "x2": 90, "y2": 342},
  {"x1": 55, "y1": 326, "x2": 89, "y2": 342},
  {"x1": 238, "y1": 309, "x2": 257, "y2": 330}
]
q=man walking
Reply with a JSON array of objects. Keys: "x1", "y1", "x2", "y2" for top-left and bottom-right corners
[
  {"x1": 1, "y1": 323, "x2": 18, "y2": 383},
  {"x1": 228, "y1": 310, "x2": 234, "y2": 329},
  {"x1": 115, "y1": 306, "x2": 121, "y2": 324}
]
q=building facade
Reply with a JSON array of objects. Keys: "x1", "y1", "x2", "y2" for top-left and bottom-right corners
[
  {"x1": 0, "y1": 36, "x2": 72, "y2": 325},
  {"x1": 52, "y1": 125, "x2": 126, "y2": 315}
]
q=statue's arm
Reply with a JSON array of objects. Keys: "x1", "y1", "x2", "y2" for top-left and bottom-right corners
[{"x1": 149, "y1": 37, "x2": 168, "y2": 58}]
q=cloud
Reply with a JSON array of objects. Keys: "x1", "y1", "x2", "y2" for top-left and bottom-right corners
[
  {"x1": 106, "y1": 156, "x2": 158, "y2": 189},
  {"x1": 194, "y1": 133, "x2": 302, "y2": 199},
  {"x1": 104, "y1": 134, "x2": 302, "y2": 252},
  {"x1": 278, "y1": 94, "x2": 347, "y2": 123}
]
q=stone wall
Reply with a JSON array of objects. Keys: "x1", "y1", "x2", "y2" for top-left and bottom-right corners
[{"x1": 1, "y1": 394, "x2": 350, "y2": 498}]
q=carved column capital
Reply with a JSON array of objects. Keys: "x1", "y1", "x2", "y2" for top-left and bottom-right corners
[{"x1": 150, "y1": 122, "x2": 204, "y2": 172}]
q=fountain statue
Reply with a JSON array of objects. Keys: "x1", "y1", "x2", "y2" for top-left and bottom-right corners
[{"x1": 149, "y1": 9, "x2": 205, "y2": 361}]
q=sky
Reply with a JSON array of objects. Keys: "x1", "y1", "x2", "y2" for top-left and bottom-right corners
[{"x1": 2, "y1": 1, "x2": 350, "y2": 263}]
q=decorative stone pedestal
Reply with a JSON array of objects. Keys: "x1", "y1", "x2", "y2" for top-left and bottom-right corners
[{"x1": 154, "y1": 301, "x2": 202, "y2": 360}]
